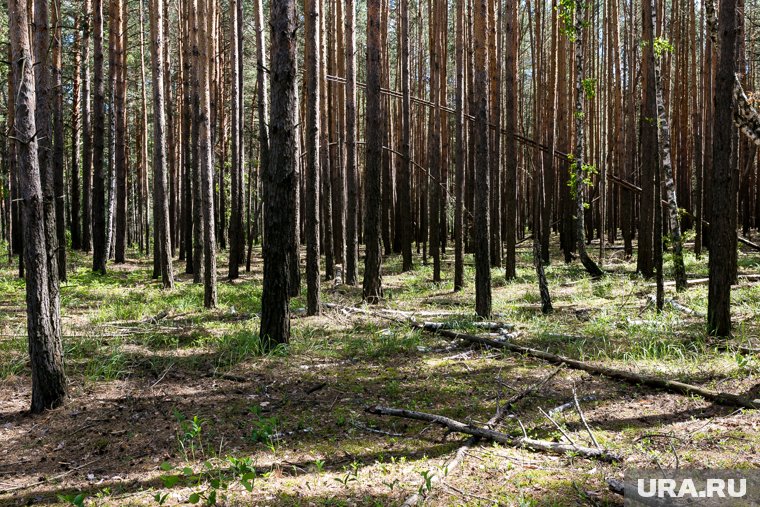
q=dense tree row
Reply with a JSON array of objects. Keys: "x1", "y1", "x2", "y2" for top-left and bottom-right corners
[{"x1": 2, "y1": 0, "x2": 760, "y2": 411}]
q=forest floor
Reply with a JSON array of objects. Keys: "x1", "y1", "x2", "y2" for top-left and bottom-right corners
[{"x1": 1, "y1": 238, "x2": 760, "y2": 506}]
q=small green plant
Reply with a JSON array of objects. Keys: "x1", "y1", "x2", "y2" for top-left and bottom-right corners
[
  {"x1": 248, "y1": 405, "x2": 279, "y2": 449},
  {"x1": 418, "y1": 470, "x2": 434, "y2": 495},
  {"x1": 334, "y1": 462, "x2": 360, "y2": 488},
  {"x1": 174, "y1": 411, "x2": 206, "y2": 460},
  {"x1": 57, "y1": 493, "x2": 87, "y2": 507}
]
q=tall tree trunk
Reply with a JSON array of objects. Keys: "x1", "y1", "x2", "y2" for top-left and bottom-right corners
[
  {"x1": 637, "y1": 0, "x2": 657, "y2": 277},
  {"x1": 181, "y1": 2, "x2": 193, "y2": 272},
  {"x1": 91, "y1": 0, "x2": 107, "y2": 273},
  {"x1": 345, "y1": 0, "x2": 359, "y2": 283},
  {"x1": 113, "y1": 0, "x2": 128, "y2": 263},
  {"x1": 12, "y1": 0, "x2": 67, "y2": 413},
  {"x1": 398, "y1": 0, "x2": 412, "y2": 273},
  {"x1": 81, "y1": 0, "x2": 93, "y2": 253},
  {"x1": 572, "y1": 0, "x2": 603, "y2": 277},
  {"x1": 228, "y1": 0, "x2": 243, "y2": 280},
  {"x1": 51, "y1": 0, "x2": 66, "y2": 280},
  {"x1": 190, "y1": 0, "x2": 203, "y2": 283},
  {"x1": 453, "y1": 0, "x2": 465, "y2": 291},
  {"x1": 503, "y1": 0, "x2": 517, "y2": 280},
  {"x1": 708, "y1": 0, "x2": 738, "y2": 337},
  {"x1": 197, "y1": 0, "x2": 217, "y2": 306},
  {"x1": 304, "y1": 0, "x2": 321, "y2": 315},
  {"x1": 150, "y1": 0, "x2": 175, "y2": 289},
  {"x1": 650, "y1": 0, "x2": 687, "y2": 292},
  {"x1": 70, "y1": 19, "x2": 82, "y2": 252},
  {"x1": 363, "y1": 0, "x2": 384, "y2": 303},
  {"x1": 33, "y1": 0, "x2": 63, "y2": 352},
  {"x1": 473, "y1": 0, "x2": 491, "y2": 317},
  {"x1": 428, "y1": 0, "x2": 441, "y2": 283},
  {"x1": 260, "y1": 0, "x2": 297, "y2": 344},
  {"x1": 488, "y1": 0, "x2": 501, "y2": 268}
]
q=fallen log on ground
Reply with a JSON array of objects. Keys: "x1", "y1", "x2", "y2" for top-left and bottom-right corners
[
  {"x1": 416, "y1": 324, "x2": 760, "y2": 410},
  {"x1": 367, "y1": 406, "x2": 620, "y2": 462},
  {"x1": 607, "y1": 479, "x2": 670, "y2": 506},
  {"x1": 739, "y1": 236, "x2": 760, "y2": 251},
  {"x1": 398, "y1": 367, "x2": 564, "y2": 506},
  {"x1": 646, "y1": 274, "x2": 760, "y2": 287}
]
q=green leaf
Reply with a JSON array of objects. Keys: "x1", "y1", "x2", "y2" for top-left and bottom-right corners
[
  {"x1": 161, "y1": 475, "x2": 180, "y2": 488},
  {"x1": 189, "y1": 492, "x2": 201, "y2": 504},
  {"x1": 160, "y1": 462, "x2": 173, "y2": 472}
]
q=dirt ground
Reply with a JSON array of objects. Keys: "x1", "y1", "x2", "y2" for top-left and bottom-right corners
[{"x1": 1, "y1": 242, "x2": 759, "y2": 506}]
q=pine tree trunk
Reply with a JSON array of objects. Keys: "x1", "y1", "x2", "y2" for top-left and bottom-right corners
[
  {"x1": 228, "y1": 0, "x2": 243, "y2": 280},
  {"x1": 81, "y1": 0, "x2": 93, "y2": 253},
  {"x1": 113, "y1": 0, "x2": 128, "y2": 263},
  {"x1": 51, "y1": 0, "x2": 66, "y2": 280},
  {"x1": 33, "y1": 0, "x2": 63, "y2": 356},
  {"x1": 260, "y1": 0, "x2": 297, "y2": 344},
  {"x1": 190, "y1": 0, "x2": 204, "y2": 283},
  {"x1": 363, "y1": 0, "x2": 384, "y2": 303},
  {"x1": 11, "y1": 0, "x2": 67, "y2": 413},
  {"x1": 70, "y1": 20, "x2": 82, "y2": 252},
  {"x1": 428, "y1": 0, "x2": 441, "y2": 283},
  {"x1": 91, "y1": 0, "x2": 107, "y2": 273},
  {"x1": 637, "y1": 0, "x2": 657, "y2": 277},
  {"x1": 345, "y1": 0, "x2": 359, "y2": 284},
  {"x1": 503, "y1": 0, "x2": 518, "y2": 280},
  {"x1": 197, "y1": 0, "x2": 217, "y2": 306},
  {"x1": 150, "y1": 0, "x2": 175, "y2": 289},
  {"x1": 304, "y1": 0, "x2": 321, "y2": 315},
  {"x1": 453, "y1": 0, "x2": 465, "y2": 291},
  {"x1": 473, "y1": 0, "x2": 491, "y2": 317},
  {"x1": 708, "y1": 0, "x2": 738, "y2": 337}
]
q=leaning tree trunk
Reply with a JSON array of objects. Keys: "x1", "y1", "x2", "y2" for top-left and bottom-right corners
[
  {"x1": 260, "y1": 0, "x2": 298, "y2": 345},
  {"x1": 10, "y1": 0, "x2": 67, "y2": 413},
  {"x1": 572, "y1": 0, "x2": 603, "y2": 278},
  {"x1": 362, "y1": 0, "x2": 384, "y2": 304},
  {"x1": 149, "y1": 0, "x2": 175, "y2": 289}
]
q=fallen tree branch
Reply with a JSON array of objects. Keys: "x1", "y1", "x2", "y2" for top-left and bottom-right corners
[
  {"x1": 399, "y1": 366, "x2": 564, "y2": 506},
  {"x1": 647, "y1": 295, "x2": 705, "y2": 317},
  {"x1": 416, "y1": 325, "x2": 760, "y2": 410},
  {"x1": 738, "y1": 236, "x2": 760, "y2": 251},
  {"x1": 646, "y1": 274, "x2": 760, "y2": 288},
  {"x1": 367, "y1": 406, "x2": 620, "y2": 462}
]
